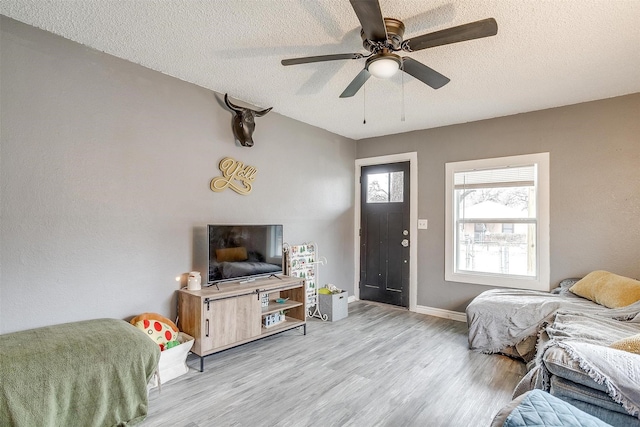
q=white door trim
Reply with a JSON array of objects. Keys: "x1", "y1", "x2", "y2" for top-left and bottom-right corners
[{"x1": 354, "y1": 152, "x2": 418, "y2": 312}]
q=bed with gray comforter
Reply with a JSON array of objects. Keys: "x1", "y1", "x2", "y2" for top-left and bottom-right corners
[
  {"x1": 467, "y1": 279, "x2": 640, "y2": 361},
  {"x1": 467, "y1": 280, "x2": 640, "y2": 425}
]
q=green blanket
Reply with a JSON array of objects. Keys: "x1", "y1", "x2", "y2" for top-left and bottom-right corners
[{"x1": 0, "y1": 318, "x2": 160, "y2": 427}]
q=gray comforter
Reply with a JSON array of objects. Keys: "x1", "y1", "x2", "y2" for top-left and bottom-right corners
[{"x1": 467, "y1": 285, "x2": 640, "y2": 360}]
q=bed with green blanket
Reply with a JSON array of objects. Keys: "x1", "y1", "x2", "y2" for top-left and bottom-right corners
[{"x1": 0, "y1": 318, "x2": 160, "y2": 427}]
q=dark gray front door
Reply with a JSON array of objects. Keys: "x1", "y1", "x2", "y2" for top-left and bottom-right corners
[{"x1": 359, "y1": 162, "x2": 410, "y2": 307}]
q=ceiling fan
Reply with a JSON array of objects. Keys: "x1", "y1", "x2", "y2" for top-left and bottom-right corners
[{"x1": 281, "y1": 0, "x2": 498, "y2": 98}]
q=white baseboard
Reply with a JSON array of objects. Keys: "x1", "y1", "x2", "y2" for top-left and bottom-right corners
[
  {"x1": 415, "y1": 305, "x2": 467, "y2": 323},
  {"x1": 347, "y1": 297, "x2": 465, "y2": 323}
]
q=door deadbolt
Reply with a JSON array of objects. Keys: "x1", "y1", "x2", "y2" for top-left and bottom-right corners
[{"x1": 403, "y1": 230, "x2": 409, "y2": 236}]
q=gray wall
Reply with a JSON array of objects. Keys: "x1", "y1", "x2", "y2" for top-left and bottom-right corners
[
  {"x1": 0, "y1": 17, "x2": 355, "y2": 334},
  {"x1": 357, "y1": 93, "x2": 640, "y2": 313},
  {"x1": 2, "y1": 17, "x2": 638, "y2": 332}
]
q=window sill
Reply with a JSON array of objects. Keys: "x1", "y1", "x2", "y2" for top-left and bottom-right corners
[{"x1": 445, "y1": 271, "x2": 550, "y2": 291}]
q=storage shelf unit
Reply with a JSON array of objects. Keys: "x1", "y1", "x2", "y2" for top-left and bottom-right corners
[
  {"x1": 262, "y1": 300, "x2": 303, "y2": 315},
  {"x1": 178, "y1": 275, "x2": 306, "y2": 371}
]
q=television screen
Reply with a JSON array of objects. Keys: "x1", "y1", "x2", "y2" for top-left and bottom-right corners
[{"x1": 207, "y1": 224, "x2": 283, "y2": 285}]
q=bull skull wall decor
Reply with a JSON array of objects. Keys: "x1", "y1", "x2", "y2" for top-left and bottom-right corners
[{"x1": 224, "y1": 94, "x2": 272, "y2": 147}]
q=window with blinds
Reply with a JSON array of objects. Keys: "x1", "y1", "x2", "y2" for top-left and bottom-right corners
[{"x1": 445, "y1": 153, "x2": 550, "y2": 290}]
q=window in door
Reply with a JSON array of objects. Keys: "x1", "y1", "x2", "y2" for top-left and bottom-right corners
[
  {"x1": 366, "y1": 171, "x2": 404, "y2": 203},
  {"x1": 445, "y1": 153, "x2": 550, "y2": 290}
]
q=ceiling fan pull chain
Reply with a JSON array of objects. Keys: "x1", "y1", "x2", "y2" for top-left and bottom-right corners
[
  {"x1": 401, "y1": 58, "x2": 406, "y2": 122},
  {"x1": 363, "y1": 81, "x2": 367, "y2": 124}
]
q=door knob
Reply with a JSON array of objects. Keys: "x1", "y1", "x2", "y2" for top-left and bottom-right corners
[{"x1": 401, "y1": 239, "x2": 409, "y2": 247}]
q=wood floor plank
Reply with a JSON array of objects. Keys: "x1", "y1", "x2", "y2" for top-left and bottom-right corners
[{"x1": 144, "y1": 301, "x2": 525, "y2": 427}]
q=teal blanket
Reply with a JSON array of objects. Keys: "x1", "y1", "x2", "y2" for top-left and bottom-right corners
[
  {"x1": 0, "y1": 318, "x2": 160, "y2": 426},
  {"x1": 503, "y1": 390, "x2": 612, "y2": 427}
]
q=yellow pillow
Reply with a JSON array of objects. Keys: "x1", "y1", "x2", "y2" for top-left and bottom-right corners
[
  {"x1": 216, "y1": 246, "x2": 248, "y2": 262},
  {"x1": 610, "y1": 333, "x2": 640, "y2": 355},
  {"x1": 569, "y1": 270, "x2": 640, "y2": 308}
]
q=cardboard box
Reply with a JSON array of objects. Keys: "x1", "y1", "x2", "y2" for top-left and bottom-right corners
[
  {"x1": 318, "y1": 291, "x2": 348, "y2": 322},
  {"x1": 149, "y1": 332, "x2": 194, "y2": 388}
]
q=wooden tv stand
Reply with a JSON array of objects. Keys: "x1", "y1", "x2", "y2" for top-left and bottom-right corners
[{"x1": 177, "y1": 274, "x2": 306, "y2": 371}]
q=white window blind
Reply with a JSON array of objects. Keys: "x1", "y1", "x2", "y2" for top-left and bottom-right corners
[{"x1": 454, "y1": 165, "x2": 535, "y2": 189}]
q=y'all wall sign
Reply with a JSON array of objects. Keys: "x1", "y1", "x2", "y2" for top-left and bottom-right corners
[{"x1": 210, "y1": 157, "x2": 257, "y2": 195}]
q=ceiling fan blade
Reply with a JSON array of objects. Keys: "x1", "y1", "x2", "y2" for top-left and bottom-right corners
[
  {"x1": 401, "y1": 57, "x2": 450, "y2": 89},
  {"x1": 404, "y1": 18, "x2": 498, "y2": 52},
  {"x1": 281, "y1": 53, "x2": 363, "y2": 66},
  {"x1": 349, "y1": 0, "x2": 387, "y2": 41},
  {"x1": 339, "y1": 69, "x2": 371, "y2": 98}
]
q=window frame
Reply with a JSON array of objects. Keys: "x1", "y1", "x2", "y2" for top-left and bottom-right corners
[{"x1": 444, "y1": 153, "x2": 550, "y2": 291}]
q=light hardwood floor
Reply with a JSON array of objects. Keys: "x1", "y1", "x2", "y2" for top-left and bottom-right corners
[{"x1": 144, "y1": 301, "x2": 525, "y2": 427}]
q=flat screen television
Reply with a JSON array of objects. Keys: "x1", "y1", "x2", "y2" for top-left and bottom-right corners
[{"x1": 207, "y1": 224, "x2": 283, "y2": 285}]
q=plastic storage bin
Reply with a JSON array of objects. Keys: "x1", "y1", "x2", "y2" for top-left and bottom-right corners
[{"x1": 148, "y1": 332, "x2": 194, "y2": 388}]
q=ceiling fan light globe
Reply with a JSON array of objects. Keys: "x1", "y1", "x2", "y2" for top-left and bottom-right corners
[{"x1": 367, "y1": 57, "x2": 400, "y2": 79}]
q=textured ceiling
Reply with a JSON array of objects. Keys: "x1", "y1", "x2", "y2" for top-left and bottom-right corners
[{"x1": 2, "y1": 1, "x2": 639, "y2": 140}]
